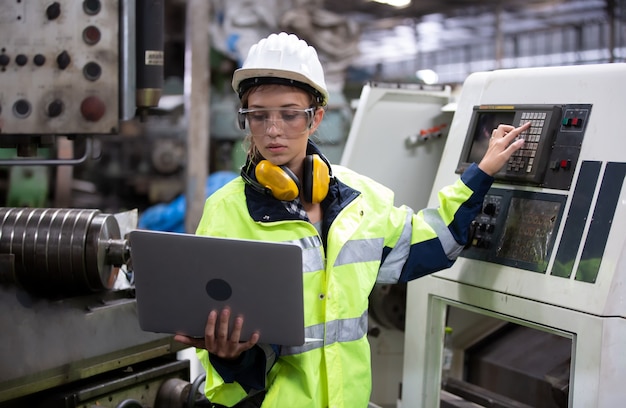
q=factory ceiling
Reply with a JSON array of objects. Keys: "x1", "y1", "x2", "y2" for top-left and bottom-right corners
[
  {"x1": 320, "y1": 0, "x2": 613, "y2": 67},
  {"x1": 323, "y1": 0, "x2": 558, "y2": 22},
  {"x1": 164, "y1": 0, "x2": 620, "y2": 84}
]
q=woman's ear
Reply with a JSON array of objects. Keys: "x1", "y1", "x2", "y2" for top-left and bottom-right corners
[{"x1": 309, "y1": 107, "x2": 325, "y2": 132}]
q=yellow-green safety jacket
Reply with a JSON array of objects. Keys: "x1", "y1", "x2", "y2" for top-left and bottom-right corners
[{"x1": 195, "y1": 145, "x2": 493, "y2": 408}]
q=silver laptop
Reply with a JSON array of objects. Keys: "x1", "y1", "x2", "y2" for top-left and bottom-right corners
[{"x1": 128, "y1": 229, "x2": 306, "y2": 346}]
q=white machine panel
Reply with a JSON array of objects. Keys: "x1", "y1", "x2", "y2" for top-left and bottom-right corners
[
  {"x1": 402, "y1": 63, "x2": 626, "y2": 407},
  {"x1": 0, "y1": 1, "x2": 120, "y2": 135},
  {"x1": 341, "y1": 82, "x2": 452, "y2": 210}
]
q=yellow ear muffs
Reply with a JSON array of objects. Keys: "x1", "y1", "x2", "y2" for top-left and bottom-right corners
[
  {"x1": 302, "y1": 154, "x2": 330, "y2": 203},
  {"x1": 255, "y1": 160, "x2": 300, "y2": 201}
]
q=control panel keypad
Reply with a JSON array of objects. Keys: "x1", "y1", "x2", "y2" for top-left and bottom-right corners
[{"x1": 506, "y1": 112, "x2": 547, "y2": 174}]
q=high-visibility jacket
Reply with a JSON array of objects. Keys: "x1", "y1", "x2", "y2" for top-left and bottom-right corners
[{"x1": 194, "y1": 147, "x2": 493, "y2": 408}]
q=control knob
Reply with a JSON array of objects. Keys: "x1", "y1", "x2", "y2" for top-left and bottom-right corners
[
  {"x1": 47, "y1": 100, "x2": 64, "y2": 118},
  {"x1": 46, "y1": 2, "x2": 61, "y2": 20},
  {"x1": 483, "y1": 203, "x2": 497, "y2": 216},
  {"x1": 56, "y1": 51, "x2": 71, "y2": 70}
]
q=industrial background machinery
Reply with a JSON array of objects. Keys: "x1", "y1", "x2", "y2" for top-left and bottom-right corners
[
  {"x1": 0, "y1": 2, "x2": 204, "y2": 407},
  {"x1": 0, "y1": 1, "x2": 354, "y2": 406}
]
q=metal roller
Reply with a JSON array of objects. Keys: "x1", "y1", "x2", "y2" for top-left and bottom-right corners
[{"x1": 0, "y1": 207, "x2": 129, "y2": 296}]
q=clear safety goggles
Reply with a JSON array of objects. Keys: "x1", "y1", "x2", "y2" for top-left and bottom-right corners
[{"x1": 238, "y1": 107, "x2": 315, "y2": 136}]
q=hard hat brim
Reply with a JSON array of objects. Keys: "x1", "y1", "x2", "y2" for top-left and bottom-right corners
[{"x1": 232, "y1": 68, "x2": 329, "y2": 106}]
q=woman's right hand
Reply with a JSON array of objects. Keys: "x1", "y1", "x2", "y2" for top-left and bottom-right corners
[
  {"x1": 478, "y1": 122, "x2": 530, "y2": 176},
  {"x1": 174, "y1": 307, "x2": 260, "y2": 359}
]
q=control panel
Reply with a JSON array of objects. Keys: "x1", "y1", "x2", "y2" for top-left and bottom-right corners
[
  {"x1": 0, "y1": 1, "x2": 120, "y2": 135},
  {"x1": 456, "y1": 104, "x2": 592, "y2": 190},
  {"x1": 464, "y1": 188, "x2": 566, "y2": 273},
  {"x1": 458, "y1": 103, "x2": 593, "y2": 272}
]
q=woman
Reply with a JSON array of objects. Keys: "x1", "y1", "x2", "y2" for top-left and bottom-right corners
[{"x1": 175, "y1": 32, "x2": 529, "y2": 407}]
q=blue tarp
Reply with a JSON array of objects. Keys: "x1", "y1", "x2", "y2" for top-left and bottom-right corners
[{"x1": 138, "y1": 171, "x2": 238, "y2": 232}]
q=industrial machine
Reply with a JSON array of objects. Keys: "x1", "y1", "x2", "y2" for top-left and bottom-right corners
[
  {"x1": 401, "y1": 63, "x2": 626, "y2": 407},
  {"x1": 0, "y1": 2, "x2": 204, "y2": 407}
]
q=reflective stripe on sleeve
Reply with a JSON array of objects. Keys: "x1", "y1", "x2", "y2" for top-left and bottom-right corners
[
  {"x1": 281, "y1": 311, "x2": 368, "y2": 356},
  {"x1": 333, "y1": 238, "x2": 383, "y2": 267},
  {"x1": 422, "y1": 208, "x2": 464, "y2": 259},
  {"x1": 377, "y1": 208, "x2": 413, "y2": 283}
]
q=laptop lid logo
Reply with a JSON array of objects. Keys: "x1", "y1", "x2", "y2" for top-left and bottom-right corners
[{"x1": 206, "y1": 278, "x2": 232, "y2": 301}]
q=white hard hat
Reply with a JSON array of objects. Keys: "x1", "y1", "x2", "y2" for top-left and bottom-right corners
[{"x1": 232, "y1": 32, "x2": 329, "y2": 106}]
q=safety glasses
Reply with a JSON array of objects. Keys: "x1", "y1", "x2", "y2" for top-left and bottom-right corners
[{"x1": 238, "y1": 107, "x2": 316, "y2": 136}]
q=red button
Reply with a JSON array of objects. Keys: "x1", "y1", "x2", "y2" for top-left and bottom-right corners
[
  {"x1": 81, "y1": 96, "x2": 106, "y2": 122},
  {"x1": 83, "y1": 26, "x2": 101, "y2": 45}
]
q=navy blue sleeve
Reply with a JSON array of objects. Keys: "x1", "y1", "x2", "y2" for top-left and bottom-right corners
[
  {"x1": 208, "y1": 344, "x2": 280, "y2": 392},
  {"x1": 460, "y1": 163, "x2": 494, "y2": 204},
  {"x1": 397, "y1": 163, "x2": 494, "y2": 282},
  {"x1": 449, "y1": 163, "x2": 494, "y2": 244}
]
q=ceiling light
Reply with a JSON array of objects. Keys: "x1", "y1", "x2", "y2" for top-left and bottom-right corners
[
  {"x1": 416, "y1": 69, "x2": 438, "y2": 85},
  {"x1": 371, "y1": 0, "x2": 411, "y2": 8}
]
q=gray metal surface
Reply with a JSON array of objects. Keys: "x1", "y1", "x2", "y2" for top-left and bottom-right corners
[{"x1": 0, "y1": 286, "x2": 185, "y2": 403}]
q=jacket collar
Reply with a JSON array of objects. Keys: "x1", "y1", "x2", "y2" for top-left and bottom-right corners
[{"x1": 242, "y1": 141, "x2": 360, "y2": 223}]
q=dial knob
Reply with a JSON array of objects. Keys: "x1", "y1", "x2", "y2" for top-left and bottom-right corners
[
  {"x1": 47, "y1": 100, "x2": 64, "y2": 118},
  {"x1": 46, "y1": 2, "x2": 61, "y2": 20},
  {"x1": 56, "y1": 51, "x2": 71, "y2": 70},
  {"x1": 483, "y1": 203, "x2": 497, "y2": 216}
]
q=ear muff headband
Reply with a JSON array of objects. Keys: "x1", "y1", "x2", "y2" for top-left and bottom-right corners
[
  {"x1": 255, "y1": 160, "x2": 300, "y2": 201},
  {"x1": 302, "y1": 154, "x2": 330, "y2": 203}
]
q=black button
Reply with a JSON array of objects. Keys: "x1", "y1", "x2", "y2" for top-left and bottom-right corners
[
  {"x1": 13, "y1": 99, "x2": 31, "y2": 118},
  {"x1": 83, "y1": 62, "x2": 101, "y2": 81},
  {"x1": 33, "y1": 54, "x2": 46, "y2": 66},
  {"x1": 83, "y1": 0, "x2": 101, "y2": 15},
  {"x1": 15, "y1": 54, "x2": 27, "y2": 66}
]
